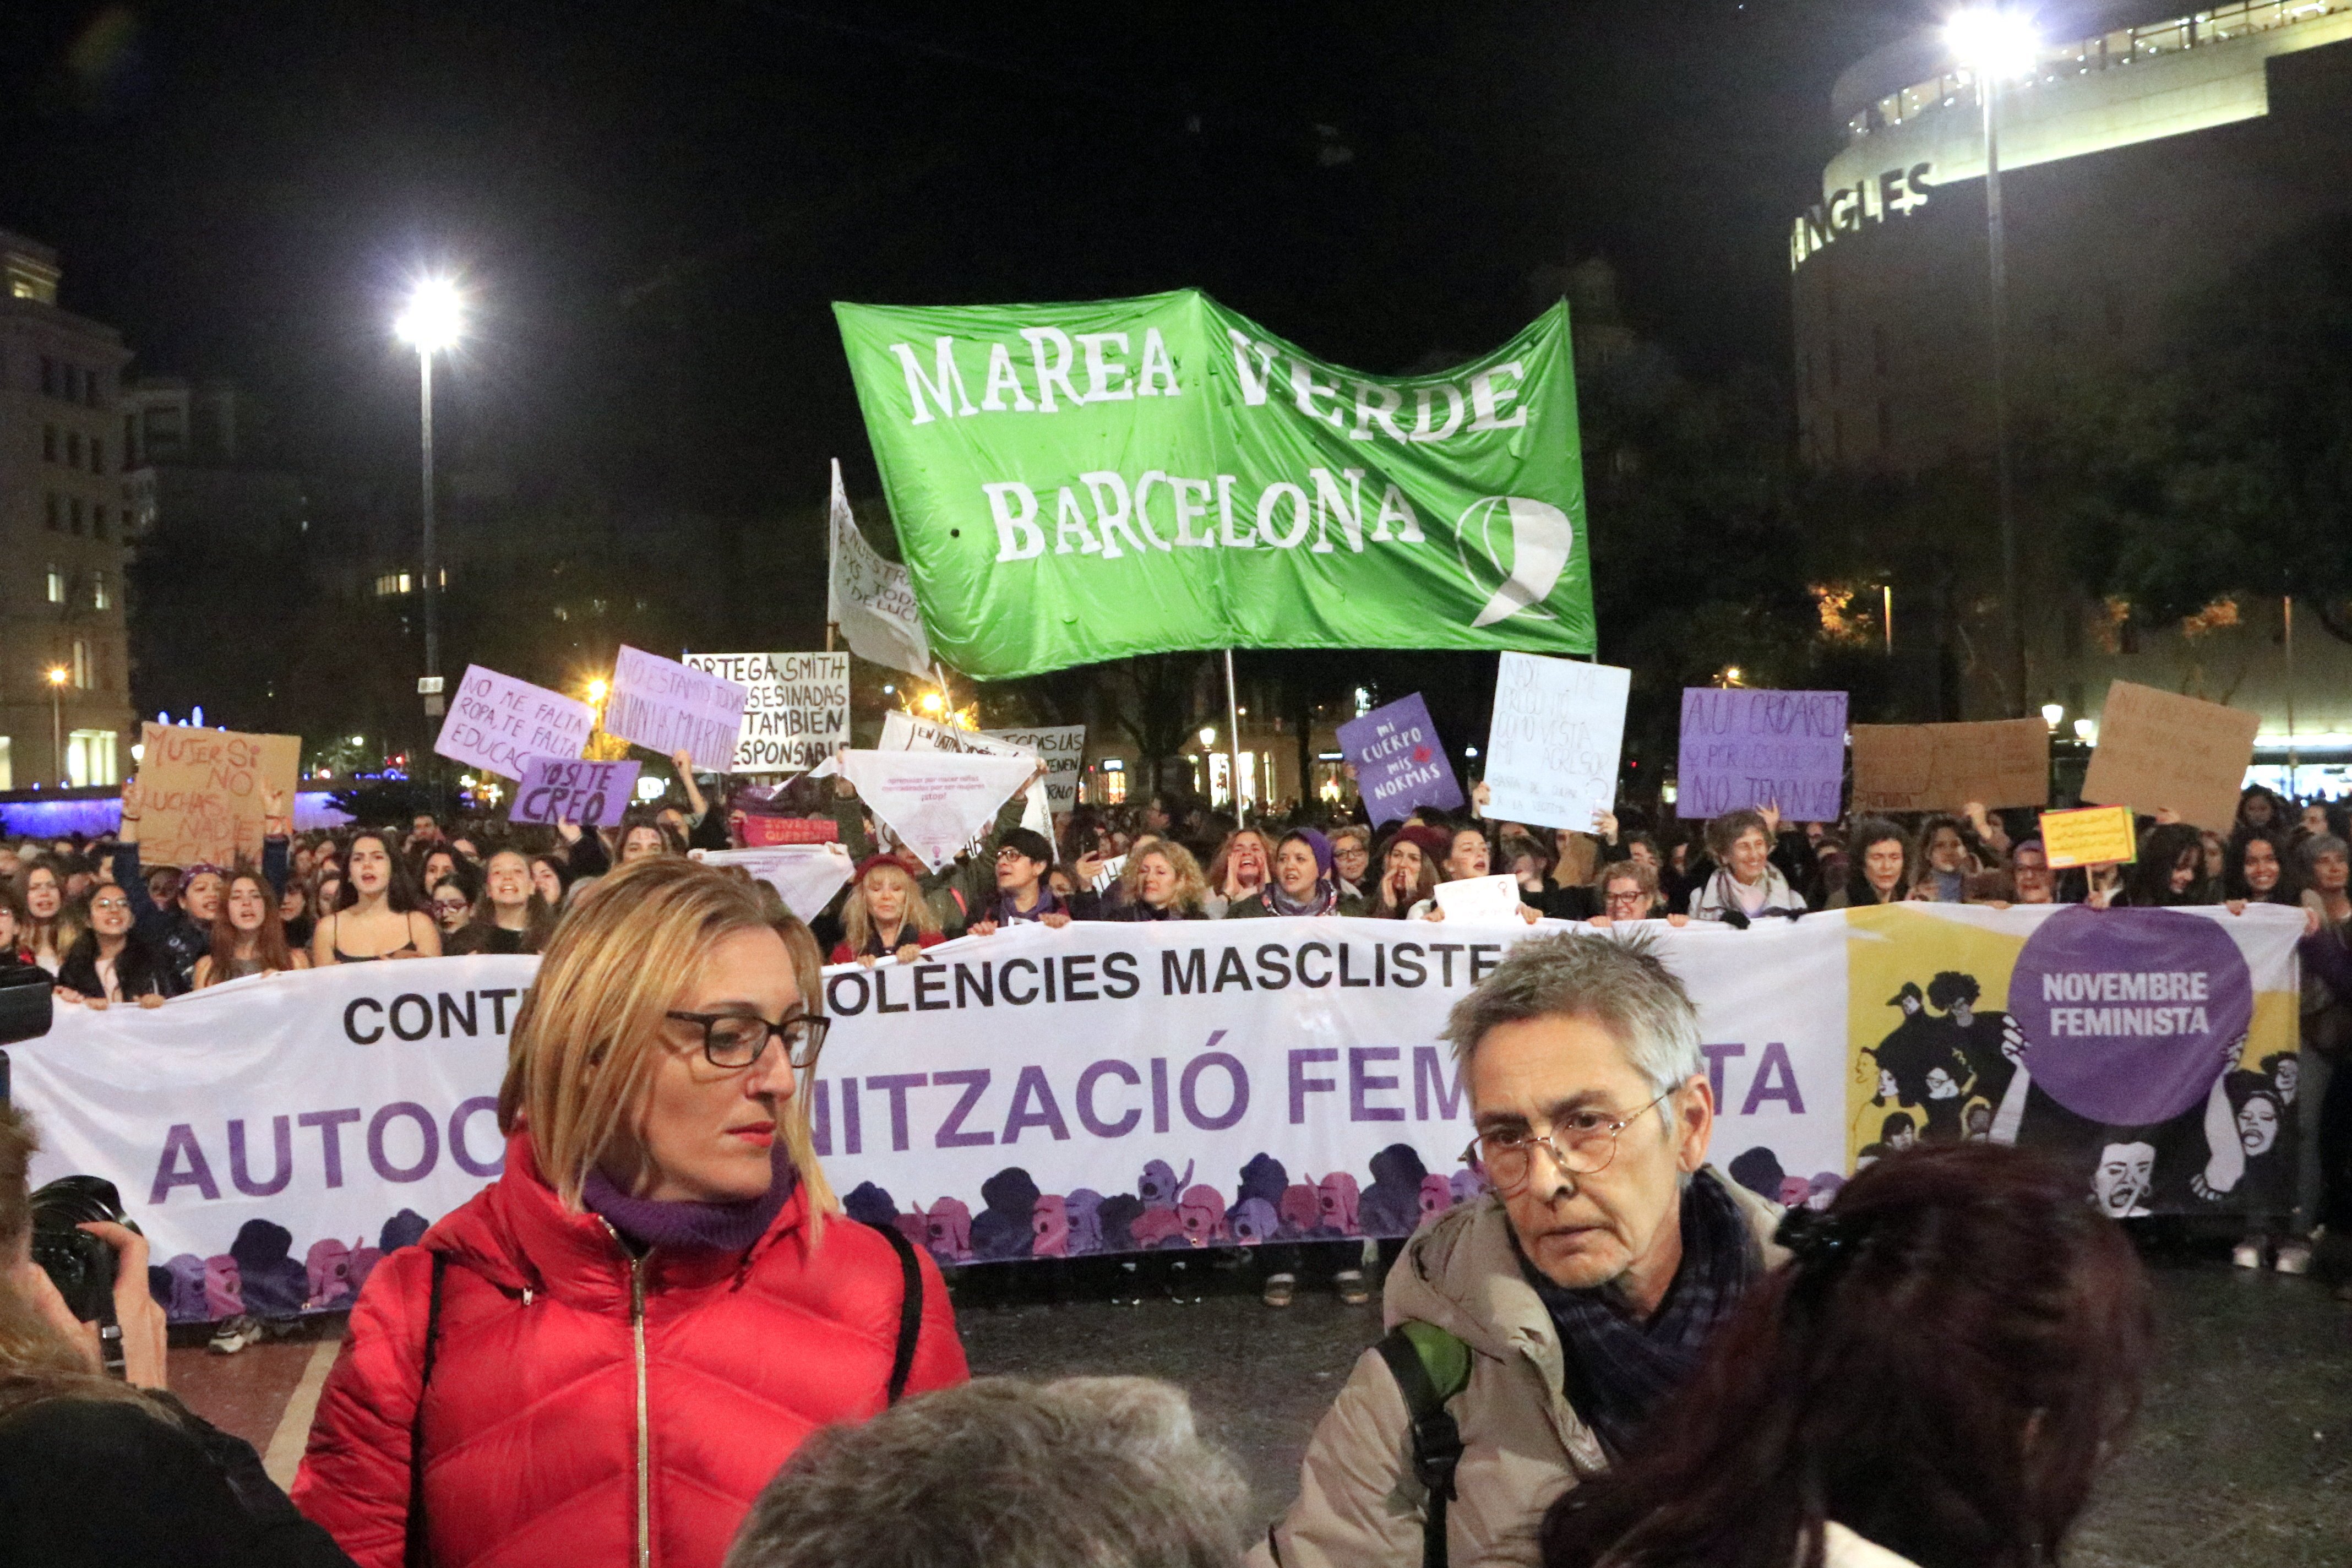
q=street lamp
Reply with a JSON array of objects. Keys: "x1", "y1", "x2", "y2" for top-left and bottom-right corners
[
  {"x1": 1946, "y1": 7, "x2": 2038, "y2": 716},
  {"x1": 2040, "y1": 701, "x2": 2064, "y2": 730},
  {"x1": 46, "y1": 666, "x2": 67, "y2": 785},
  {"x1": 394, "y1": 277, "x2": 464, "y2": 722}
]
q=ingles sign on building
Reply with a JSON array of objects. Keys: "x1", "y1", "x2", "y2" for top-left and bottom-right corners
[{"x1": 1789, "y1": 161, "x2": 1935, "y2": 270}]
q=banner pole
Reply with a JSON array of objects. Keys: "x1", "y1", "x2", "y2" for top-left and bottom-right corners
[
  {"x1": 1223, "y1": 648, "x2": 1246, "y2": 824},
  {"x1": 825, "y1": 458, "x2": 839, "y2": 657}
]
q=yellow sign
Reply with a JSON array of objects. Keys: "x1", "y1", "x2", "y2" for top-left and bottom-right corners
[{"x1": 2039, "y1": 804, "x2": 2138, "y2": 869}]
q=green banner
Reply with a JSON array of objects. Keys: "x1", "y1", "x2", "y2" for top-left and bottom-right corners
[{"x1": 834, "y1": 290, "x2": 1590, "y2": 680}]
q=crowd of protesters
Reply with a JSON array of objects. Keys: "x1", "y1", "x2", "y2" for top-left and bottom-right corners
[
  {"x1": 1, "y1": 731, "x2": 2343, "y2": 1567},
  {"x1": 0, "y1": 868, "x2": 2165, "y2": 1568},
  {"x1": 5, "y1": 749, "x2": 2347, "y2": 1311}
]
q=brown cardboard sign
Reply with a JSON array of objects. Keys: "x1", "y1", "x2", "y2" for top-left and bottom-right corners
[
  {"x1": 2078, "y1": 680, "x2": 2260, "y2": 833},
  {"x1": 134, "y1": 723, "x2": 301, "y2": 869},
  {"x1": 1849, "y1": 718, "x2": 2049, "y2": 814}
]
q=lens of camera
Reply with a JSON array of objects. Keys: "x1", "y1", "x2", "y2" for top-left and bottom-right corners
[{"x1": 28, "y1": 1175, "x2": 135, "y2": 1324}]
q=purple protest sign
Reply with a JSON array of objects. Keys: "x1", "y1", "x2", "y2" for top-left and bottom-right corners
[
  {"x1": 432, "y1": 665, "x2": 596, "y2": 781},
  {"x1": 1337, "y1": 695, "x2": 1463, "y2": 825},
  {"x1": 1675, "y1": 688, "x2": 1848, "y2": 821},
  {"x1": 508, "y1": 758, "x2": 642, "y2": 828},
  {"x1": 2008, "y1": 906, "x2": 2252, "y2": 1125},
  {"x1": 603, "y1": 645, "x2": 750, "y2": 773}
]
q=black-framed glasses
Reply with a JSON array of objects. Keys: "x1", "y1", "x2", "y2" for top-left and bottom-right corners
[
  {"x1": 665, "y1": 1010, "x2": 830, "y2": 1070},
  {"x1": 1461, "y1": 1087, "x2": 1676, "y2": 1192}
]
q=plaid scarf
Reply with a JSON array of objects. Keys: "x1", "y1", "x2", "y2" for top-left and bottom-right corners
[{"x1": 1525, "y1": 1167, "x2": 1759, "y2": 1458}]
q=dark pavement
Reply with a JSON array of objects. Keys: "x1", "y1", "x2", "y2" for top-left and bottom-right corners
[
  {"x1": 951, "y1": 1257, "x2": 2352, "y2": 1567},
  {"x1": 176, "y1": 1251, "x2": 2351, "y2": 1564}
]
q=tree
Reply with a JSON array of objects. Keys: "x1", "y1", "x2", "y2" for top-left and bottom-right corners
[
  {"x1": 1106, "y1": 654, "x2": 1210, "y2": 801},
  {"x1": 2053, "y1": 213, "x2": 2352, "y2": 641}
]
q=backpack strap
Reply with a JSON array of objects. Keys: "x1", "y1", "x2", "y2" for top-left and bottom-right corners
[
  {"x1": 1376, "y1": 1322, "x2": 1472, "y2": 1568},
  {"x1": 866, "y1": 1220, "x2": 923, "y2": 1404},
  {"x1": 406, "y1": 1250, "x2": 449, "y2": 1568}
]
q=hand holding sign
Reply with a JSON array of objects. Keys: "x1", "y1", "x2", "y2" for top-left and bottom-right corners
[
  {"x1": 604, "y1": 646, "x2": 750, "y2": 774},
  {"x1": 133, "y1": 724, "x2": 301, "y2": 869},
  {"x1": 2079, "y1": 680, "x2": 2260, "y2": 833},
  {"x1": 1480, "y1": 655, "x2": 1630, "y2": 832}
]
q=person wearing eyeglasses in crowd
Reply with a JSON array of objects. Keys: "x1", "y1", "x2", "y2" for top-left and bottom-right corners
[
  {"x1": 57, "y1": 885, "x2": 178, "y2": 1008},
  {"x1": 1253, "y1": 932, "x2": 1783, "y2": 1568},
  {"x1": 427, "y1": 882, "x2": 475, "y2": 941},
  {"x1": 1583, "y1": 859, "x2": 1690, "y2": 928},
  {"x1": 296, "y1": 857, "x2": 967, "y2": 1568}
]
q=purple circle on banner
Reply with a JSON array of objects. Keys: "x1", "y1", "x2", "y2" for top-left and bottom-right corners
[{"x1": 2009, "y1": 906, "x2": 2252, "y2": 1125}]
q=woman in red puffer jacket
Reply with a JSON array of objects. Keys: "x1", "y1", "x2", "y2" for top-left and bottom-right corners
[{"x1": 293, "y1": 858, "x2": 967, "y2": 1568}]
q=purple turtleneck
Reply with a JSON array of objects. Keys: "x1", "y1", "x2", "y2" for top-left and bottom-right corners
[{"x1": 581, "y1": 1142, "x2": 795, "y2": 1253}]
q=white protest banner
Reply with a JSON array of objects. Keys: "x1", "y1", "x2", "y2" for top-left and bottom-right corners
[
  {"x1": 1091, "y1": 854, "x2": 1129, "y2": 894},
  {"x1": 12, "y1": 957, "x2": 533, "y2": 1320},
  {"x1": 827, "y1": 459, "x2": 933, "y2": 679},
  {"x1": 837, "y1": 750, "x2": 1041, "y2": 871},
  {"x1": 509, "y1": 759, "x2": 640, "y2": 827},
  {"x1": 878, "y1": 710, "x2": 1050, "y2": 835},
  {"x1": 432, "y1": 666, "x2": 594, "y2": 781},
  {"x1": 1432, "y1": 874, "x2": 1525, "y2": 923},
  {"x1": 8, "y1": 907, "x2": 2302, "y2": 1316},
  {"x1": 981, "y1": 726, "x2": 1086, "y2": 813},
  {"x1": 699, "y1": 845, "x2": 858, "y2": 924},
  {"x1": 1482, "y1": 652, "x2": 1630, "y2": 831},
  {"x1": 680, "y1": 652, "x2": 850, "y2": 775},
  {"x1": 603, "y1": 645, "x2": 750, "y2": 774}
]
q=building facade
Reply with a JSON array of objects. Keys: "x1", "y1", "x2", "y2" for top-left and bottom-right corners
[
  {"x1": 1791, "y1": 1, "x2": 2352, "y2": 781},
  {"x1": 0, "y1": 232, "x2": 135, "y2": 789}
]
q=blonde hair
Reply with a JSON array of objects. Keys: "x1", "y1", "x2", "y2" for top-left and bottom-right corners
[
  {"x1": 841, "y1": 862, "x2": 940, "y2": 955},
  {"x1": 1123, "y1": 839, "x2": 1207, "y2": 914},
  {"x1": 497, "y1": 858, "x2": 837, "y2": 1231}
]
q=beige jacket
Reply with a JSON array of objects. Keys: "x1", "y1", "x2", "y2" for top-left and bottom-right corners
[{"x1": 1250, "y1": 1171, "x2": 1784, "y2": 1568}]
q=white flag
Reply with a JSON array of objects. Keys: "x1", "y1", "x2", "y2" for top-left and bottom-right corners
[
  {"x1": 696, "y1": 845, "x2": 857, "y2": 924},
  {"x1": 837, "y1": 750, "x2": 1039, "y2": 873},
  {"x1": 827, "y1": 460, "x2": 934, "y2": 680},
  {"x1": 877, "y1": 711, "x2": 1050, "y2": 835}
]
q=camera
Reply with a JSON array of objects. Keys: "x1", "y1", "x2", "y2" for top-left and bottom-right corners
[
  {"x1": 29, "y1": 1175, "x2": 137, "y2": 1325},
  {"x1": 0, "y1": 963, "x2": 130, "y2": 1371}
]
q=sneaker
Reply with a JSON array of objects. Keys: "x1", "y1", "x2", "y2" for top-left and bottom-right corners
[
  {"x1": 1163, "y1": 1259, "x2": 1201, "y2": 1306},
  {"x1": 2275, "y1": 1238, "x2": 2315, "y2": 1276},
  {"x1": 1262, "y1": 1271, "x2": 1297, "y2": 1309},
  {"x1": 1335, "y1": 1268, "x2": 1371, "y2": 1306},
  {"x1": 2233, "y1": 1239, "x2": 2267, "y2": 1270},
  {"x1": 1109, "y1": 1261, "x2": 1145, "y2": 1308},
  {"x1": 206, "y1": 1314, "x2": 264, "y2": 1355}
]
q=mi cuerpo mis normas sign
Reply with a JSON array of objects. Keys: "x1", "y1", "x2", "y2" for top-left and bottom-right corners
[{"x1": 834, "y1": 290, "x2": 1593, "y2": 680}]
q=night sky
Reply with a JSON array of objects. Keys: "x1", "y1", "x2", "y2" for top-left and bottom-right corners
[{"x1": 2, "y1": 1, "x2": 1950, "y2": 522}]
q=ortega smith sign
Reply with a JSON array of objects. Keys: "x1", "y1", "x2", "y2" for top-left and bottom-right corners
[{"x1": 834, "y1": 290, "x2": 1594, "y2": 679}]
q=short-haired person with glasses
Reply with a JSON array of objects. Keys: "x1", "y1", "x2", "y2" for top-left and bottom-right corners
[
  {"x1": 1584, "y1": 859, "x2": 1689, "y2": 929},
  {"x1": 295, "y1": 858, "x2": 968, "y2": 1568},
  {"x1": 1251, "y1": 932, "x2": 1783, "y2": 1568}
]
